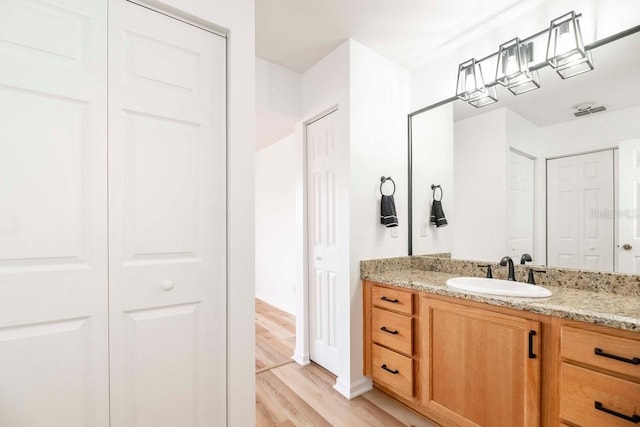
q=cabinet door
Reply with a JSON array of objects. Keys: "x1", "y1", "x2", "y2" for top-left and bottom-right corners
[
  {"x1": 0, "y1": 0, "x2": 109, "y2": 425},
  {"x1": 108, "y1": 2, "x2": 227, "y2": 426},
  {"x1": 420, "y1": 298, "x2": 541, "y2": 427}
]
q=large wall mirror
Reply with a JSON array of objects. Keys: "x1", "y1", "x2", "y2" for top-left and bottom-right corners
[{"x1": 408, "y1": 25, "x2": 640, "y2": 274}]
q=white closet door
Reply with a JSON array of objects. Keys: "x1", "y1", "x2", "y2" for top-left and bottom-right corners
[
  {"x1": 507, "y1": 151, "x2": 535, "y2": 261},
  {"x1": 547, "y1": 156, "x2": 580, "y2": 268},
  {"x1": 307, "y1": 111, "x2": 340, "y2": 375},
  {"x1": 0, "y1": 0, "x2": 109, "y2": 426},
  {"x1": 618, "y1": 139, "x2": 640, "y2": 274},
  {"x1": 547, "y1": 151, "x2": 614, "y2": 271},
  {"x1": 108, "y1": 2, "x2": 227, "y2": 426},
  {"x1": 578, "y1": 151, "x2": 614, "y2": 271}
]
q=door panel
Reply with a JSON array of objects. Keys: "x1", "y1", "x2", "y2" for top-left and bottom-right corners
[
  {"x1": 108, "y1": 2, "x2": 226, "y2": 426},
  {"x1": 618, "y1": 139, "x2": 640, "y2": 274},
  {"x1": 307, "y1": 111, "x2": 340, "y2": 375},
  {"x1": 547, "y1": 151, "x2": 614, "y2": 271},
  {"x1": 0, "y1": 0, "x2": 108, "y2": 425},
  {"x1": 507, "y1": 151, "x2": 535, "y2": 260}
]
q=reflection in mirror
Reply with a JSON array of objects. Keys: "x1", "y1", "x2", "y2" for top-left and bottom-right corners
[{"x1": 409, "y1": 27, "x2": 640, "y2": 274}]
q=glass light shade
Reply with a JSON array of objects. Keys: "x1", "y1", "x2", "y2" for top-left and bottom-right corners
[
  {"x1": 496, "y1": 38, "x2": 540, "y2": 95},
  {"x1": 456, "y1": 58, "x2": 487, "y2": 101},
  {"x1": 546, "y1": 11, "x2": 594, "y2": 79},
  {"x1": 468, "y1": 85, "x2": 498, "y2": 108},
  {"x1": 508, "y1": 69, "x2": 540, "y2": 95}
]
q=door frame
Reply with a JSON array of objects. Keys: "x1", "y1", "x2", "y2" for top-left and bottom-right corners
[{"x1": 294, "y1": 105, "x2": 338, "y2": 367}]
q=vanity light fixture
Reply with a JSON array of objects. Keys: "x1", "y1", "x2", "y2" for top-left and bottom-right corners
[
  {"x1": 456, "y1": 58, "x2": 498, "y2": 107},
  {"x1": 495, "y1": 38, "x2": 540, "y2": 95},
  {"x1": 546, "y1": 11, "x2": 594, "y2": 79}
]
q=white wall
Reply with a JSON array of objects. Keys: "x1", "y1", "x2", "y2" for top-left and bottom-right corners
[
  {"x1": 347, "y1": 39, "x2": 410, "y2": 396},
  {"x1": 410, "y1": 0, "x2": 640, "y2": 110},
  {"x1": 541, "y1": 104, "x2": 640, "y2": 157},
  {"x1": 256, "y1": 58, "x2": 302, "y2": 150},
  {"x1": 291, "y1": 39, "x2": 410, "y2": 399},
  {"x1": 255, "y1": 135, "x2": 297, "y2": 314},
  {"x1": 411, "y1": 103, "x2": 454, "y2": 255},
  {"x1": 144, "y1": 0, "x2": 256, "y2": 425},
  {"x1": 505, "y1": 109, "x2": 546, "y2": 264},
  {"x1": 453, "y1": 108, "x2": 508, "y2": 262},
  {"x1": 293, "y1": 40, "x2": 351, "y2": 372}
]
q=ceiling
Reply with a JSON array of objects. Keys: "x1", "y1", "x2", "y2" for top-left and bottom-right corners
[{"x1": 256, "y1": 0, "x2": 546, "y2": 73}]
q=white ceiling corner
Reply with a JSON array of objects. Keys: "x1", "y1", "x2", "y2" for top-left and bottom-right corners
[{"x1": 255, "y1": 0, "x2": 548, "y2": 73}]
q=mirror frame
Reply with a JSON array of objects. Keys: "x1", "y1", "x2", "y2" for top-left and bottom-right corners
[{"x1": 407, "y1": 24, "x2": 640, "y2": 256}]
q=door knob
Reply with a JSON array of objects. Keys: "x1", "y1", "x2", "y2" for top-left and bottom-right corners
[
  {"x1": 163, "y1": 280, "x2": 174, "y2": 291},
  {"x1": 621, "y1": 243, "x2": 633, "y2": 251}
]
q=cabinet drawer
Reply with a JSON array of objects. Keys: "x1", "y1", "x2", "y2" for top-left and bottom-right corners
[
  {"x1": 372, "y1": 344, "x2": 413, "y2": 400},
  {"x1": 371, "y1": 285, "x2": 413, "y2": 315},
  {"x1": 561, "y1": 326, "x2": 640, "y2": 379},
  {"x1": 560, "y1": 363, "x2": 640, "y2": 427},
  {"x1": 372, "y1": 307, "x2": 412, "y2": 355}
]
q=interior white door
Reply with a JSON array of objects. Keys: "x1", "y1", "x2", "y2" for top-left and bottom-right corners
[
  {"x1": 0, "y1": 0, "x2": 109, "y2": 425},
  {"x1": 108, "y1": 2, "x2": 227, "y2": 426},
  {"x1": 618, "y1": 139, "x2": 640, "y2": 274},
  {"x1": 547, "y1": 156, "x2": 579, "y2": 268},
  {"x1": 507, "y1": 151, "x2": 535, "y2": 262},
  {"x1": 547, "y1": 151, "x2": 614, "y2": 271},
  {"x1": 578, "y1": 151, "x2": 614, "y2": 271},
  {"x1": 307, "y1": 111, "x2": 340, "y2": 375}
]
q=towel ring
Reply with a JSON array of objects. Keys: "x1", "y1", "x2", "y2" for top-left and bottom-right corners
[
  {"x1": 380, "y1": 176, "x2": 395, "y2": 196},
  {"x1": 431, "y1": 184, "x2": 443, "y2": 201}
]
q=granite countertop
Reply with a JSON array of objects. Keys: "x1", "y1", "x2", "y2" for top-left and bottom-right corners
[{"x1": 363, "y1": 269, "x2": 640, "y2": 332}]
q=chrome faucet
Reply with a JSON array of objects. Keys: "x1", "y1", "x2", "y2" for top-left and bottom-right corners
[{"x1": 500, "y1": 256, "x2": 516, "y2": 281}]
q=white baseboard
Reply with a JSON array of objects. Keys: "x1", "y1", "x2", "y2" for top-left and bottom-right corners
[
  {"x1": 333, "y1": 376, "x2": 373, "y2": 400},
  {"x1": 292, "y1": 350, "x2": 310, "y2": 365}
]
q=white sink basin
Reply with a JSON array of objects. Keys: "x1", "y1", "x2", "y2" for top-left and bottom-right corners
[{"x1": 446, "y1": 277, "x2": 552, "y2": 298}]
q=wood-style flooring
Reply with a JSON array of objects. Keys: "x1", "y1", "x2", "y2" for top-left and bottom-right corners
[{"x1": 255, "y1": 299, "x2": 438, "y2": 427}]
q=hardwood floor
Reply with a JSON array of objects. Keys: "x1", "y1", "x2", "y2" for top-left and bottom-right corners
[{"x1": 255, "y1": 299, "x2": 438, "y2": 427}]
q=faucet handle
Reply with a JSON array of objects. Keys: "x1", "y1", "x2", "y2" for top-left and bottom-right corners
[
  {"x1": 477, "y1": 264, "x2": 493, "y2": 278},
  {"x1": 526, "y1": 268, "x2": 546, "y2": 285},
  {"x1": 520, "y1": 253, "x2": 533, "y2": 265}
]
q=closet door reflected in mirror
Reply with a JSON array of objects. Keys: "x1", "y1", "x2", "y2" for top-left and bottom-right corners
[{"x1": 547, "y1": 150, "x2": 614, "y2": 272}]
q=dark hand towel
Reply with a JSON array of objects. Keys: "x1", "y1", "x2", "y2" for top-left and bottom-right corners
[
  {"x1": 430, "y1": 200, "x2": 448, "y2": 227},
  {"x1": 381, "y1": 195, "x2": 398, "y2": 227}
]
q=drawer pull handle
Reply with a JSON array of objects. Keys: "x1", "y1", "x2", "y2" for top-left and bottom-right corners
[
  {"x1": 528, "y1": 330, "x2": 537, "y2": 359},
  {"x1": 594, "y1": 401, "x2": 640, "y2": 423},
  {"x1": 594, "y1": 348, "x2": 640, "y2": 365},
  {"x1": 380, "y1": 326, "x2": 399, "y2": 335},
  {"x1": 380, "y1": 296, "x2": 399, "y2": 303},
  {"x1": 381, "y1": 364, "x2": 399, "y2": 375}
]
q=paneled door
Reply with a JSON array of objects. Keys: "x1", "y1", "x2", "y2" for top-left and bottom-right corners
[
  {"x1": 108, "y1": 2, "x2": 227, "y2": 426},
  {"x1": 618, "y1": 139, "x2": 640, "y2": 274},
  {"x1": 0, "y1": 0, "x2": 109, "y2": 425},
  {"x1": 507, "y1": 150, "x2": 535, "y2": 261},
  {"x1": 307, "y1": 111, "x2": 340, "y2": 375},
  {"x1": 547, "y1": 151, "x2": 614, "y2": 271}
]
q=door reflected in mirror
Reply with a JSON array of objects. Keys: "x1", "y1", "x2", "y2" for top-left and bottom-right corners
[{"x1": 409, "y1": 28, "x2": 640, "y2": 274}]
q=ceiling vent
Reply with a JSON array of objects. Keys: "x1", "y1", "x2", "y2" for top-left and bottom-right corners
[{"x1": 573, "y1": 102, "x2": 606, "y2": 117}]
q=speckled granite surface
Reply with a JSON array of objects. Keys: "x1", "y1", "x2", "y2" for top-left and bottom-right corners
[{"x1": 360, "y1": 257, "x2": 640, "y2": 332}]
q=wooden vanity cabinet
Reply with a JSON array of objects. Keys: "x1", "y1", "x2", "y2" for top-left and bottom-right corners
[
  {"x1": 363, "y1": 280, "x2": 552, "y2": 426},
  {"x1": 420, "y1": 297, "x2": 542, "y2": 427},
  {"x1": 558, "y1": 322, "x2": 640, "y2": 427},
  {"x1": 364, "y1": 282, "x2": 417, "y2": 401},
  {"x1": 363, "y1": 280, "x2": 639, "y2": 426}
]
